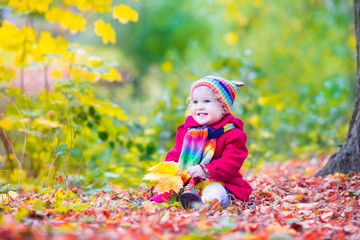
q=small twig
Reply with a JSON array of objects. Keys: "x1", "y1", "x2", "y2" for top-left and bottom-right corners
[
  {"x1": 2, "y1": 128, "x2": 22, "y2": 193},
  {"x1": 46, "y1": 153, "x2": 59, "y2": 188},
  {"x1": 65, "y1": 106, "x2": 76, "y2": 192},
  {"x1": 1, "y1": 94, "x2": 28, "y2": 196}
]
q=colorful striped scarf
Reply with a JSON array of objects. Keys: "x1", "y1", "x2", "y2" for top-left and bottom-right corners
[{"x1": 179, "y1": 123, "x2": 235, "y2": 170}]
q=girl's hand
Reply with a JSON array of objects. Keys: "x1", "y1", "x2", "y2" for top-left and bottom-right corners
[{"x1": 187, "y1": 165, "x2": 209, "y2": 179}]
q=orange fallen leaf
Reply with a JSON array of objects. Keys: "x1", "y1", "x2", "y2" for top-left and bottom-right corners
[{"x1": 142, "y1": 200, "x2": 155, "y2": 213}]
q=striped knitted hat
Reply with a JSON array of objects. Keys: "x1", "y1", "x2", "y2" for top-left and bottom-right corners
[{"x1": 190, "y1": 76, "x2": 244, "y2": 113}]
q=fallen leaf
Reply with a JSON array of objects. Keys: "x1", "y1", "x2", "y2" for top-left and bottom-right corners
[{"x1": 142, "y1": 200, "x2": 155, "y2": 213}]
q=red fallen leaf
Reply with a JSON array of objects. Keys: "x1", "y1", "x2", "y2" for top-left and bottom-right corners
[
  {"x1": 57, "y1": 175, "x2": 63, "y2": 183},
  {"x1": 110, "y1": 193, "x2": 115, "y2": 200},
  {"x1": 265, "y1": 190, "x2": 273, "y2": 197},
  {"x1": 297, "y1": 210, "x2": 313, "y2": 217},
  {"x1": 265, "y1": 221, "x2": 297, "y2": 235},
  {"x1": 319, "y1": 209, "x2": 334, "y2": 222},
  {"x1": 137, "y1": 191, "x2": 149, "y2": 199},
  {"x1": 101, "y1": 209, "x2": 111, "y2": 218},
  {"x1": 303, "y1": 231, "x2": 324, "y2": 240},
  {"x1": 280, "y1": 211, "x2": 296, "y2": 219},
  {"x1": 247, "y1": 222, "x2": 259, "y2": 232},
  {"x1": 329, "y1": 194, "x2": 337, "y2": 201},
  {"x1": 330, "y1": 217, "x2": 351, "y2": 224}
]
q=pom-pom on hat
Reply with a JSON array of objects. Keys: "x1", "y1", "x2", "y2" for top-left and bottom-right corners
[{"x1": 190, "y1": 76, "x2": 244, "y2": 113}]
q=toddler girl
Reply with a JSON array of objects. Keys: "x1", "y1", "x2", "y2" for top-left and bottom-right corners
[{"x1": 151, "y1": 76, "x2": 252, "y2": 209}]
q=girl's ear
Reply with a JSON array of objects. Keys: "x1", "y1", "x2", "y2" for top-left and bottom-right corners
[{"x1": 222, "y1": 108, "x2": 227, "y2": 117}]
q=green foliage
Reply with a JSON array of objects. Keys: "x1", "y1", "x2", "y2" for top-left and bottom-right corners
[
  {"x1": 104, "y1": 0, "x2": 355, "y2": 168},
  {"x1": 0, "y1": 83, "x2": 160, "y2": 188}
]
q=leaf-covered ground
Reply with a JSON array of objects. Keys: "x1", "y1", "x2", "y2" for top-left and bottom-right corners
[{"x1": 1, "y1": 157, "x2": 360, "y2": 240}]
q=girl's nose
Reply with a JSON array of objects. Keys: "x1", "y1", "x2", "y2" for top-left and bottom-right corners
[{"x1": 197, "y1": 103, "x2": 205, "y2": 109}]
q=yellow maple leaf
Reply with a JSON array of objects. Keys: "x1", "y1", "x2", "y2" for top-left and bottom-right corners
[
  {"x1": 94, "y1": 20, "x2": 116, "y2": 44},
  {"x1": 45, "y1": 8, "x2": 86, "y2": 34},
  {"x1": 33, "y1": 32, "x2": 69, "y2": 60},
  {"x1": 144, "y1": 162, "x2": 184, "y2": 194},
  {"x1": 0, "y1": 21, "x2": 23, "y2": 51},
  {"x1": 102, "y1": 67, "x2": 122, "y2": 82},
  {"x1": 51, "y1": 70, "x2": 63, "y2": 78},
  {"x1": 113, "y1": 4, "x2": 139, "y2": 24},
  {"x1": 69, "y1": 13, "x2": 86, "y2": 34},
  {"x1": 101, "y1": 67, "x2": 122, "y2": 82},
  {"x1": 8, "y1": 191, "x2": 18, "y2": 200},
  {"x1": 84, "y1": 71, "x2": 101, "y2": 82},
  {"x1": 45, "y1": 8, "x2": 62, "y2": 22},
  {"x1": 155, "y1": 176, "x2": 183, "y2": 194},
  {"x1": 147, "y1": 161, "x2": 181, "y2": 176},
  {"x1": 88, "y1": 57, "x2": 103, "y2": 67}
]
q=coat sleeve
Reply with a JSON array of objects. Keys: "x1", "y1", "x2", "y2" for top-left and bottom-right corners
[
  {"x1": 164, "y1": 125, "x2": 186, "y2": 162},
  {"x1": 204, "y1": 128, "x2": 248, "y2": 182}
]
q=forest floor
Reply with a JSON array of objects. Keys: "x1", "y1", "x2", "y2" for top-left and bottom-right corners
[{"x1": 1, "y1": 156, "x2": 360, "y2": 240}]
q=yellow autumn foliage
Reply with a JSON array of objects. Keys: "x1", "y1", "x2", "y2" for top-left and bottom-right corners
[
  {"x1": 79, "y1": 95, "x2": 127, "y2": 120},
  {"x1": 147, "y1": 161, "x2": 181, "y2": 176},
  {"x1": 8, "y1": 0, "x2": 51, "y2": 13},
  {"x1": 51, "y1": 70, "x2": 63, "y2": 78},
  {"x1": 143, "y1": 161, "x2": 184, "y2": 194},
  {"x1": 113, "y1": 4, "x2": 139, "y2": 24},
  {"x1": 161, "y1": 61, "x2": 173, "y2": 72},
  {"x1": 94, "y1": 20, "x2": 116, "y2": 44},
  {"x1": 0, "y1": 21, "x2": 36, "y2": 52},
  {"x1": 45, "y1": 8, "x2": 86, "y2": 34},
  {"x1": 155, "y1": 176, "x2": 183, "y2": 194},
  {"x1": 102, "y1": 67, "x2": 122, "y2": 82},
  {"x1": 32, "y1": 118, "x2": 62, "y2": 130},
  {"x1": 64, "y1": 0, "x2": 112, "y2": 12},
  {"x1": 33, "y1": 32, "x2": 69, "y2": 61},
  {"x1": 0, "y1": 191, "x2": 19, "y2": 204}
]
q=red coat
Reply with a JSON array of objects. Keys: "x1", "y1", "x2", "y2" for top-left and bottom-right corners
[{"x1": 165, "y1": 113, "x2": 252, "y2": 202}]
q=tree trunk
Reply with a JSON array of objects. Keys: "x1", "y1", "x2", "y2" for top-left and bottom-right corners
[{"x1": 314, "y1": 0, "x2": 360, "y2": 177}]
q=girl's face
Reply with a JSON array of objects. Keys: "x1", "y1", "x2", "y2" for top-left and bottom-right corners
[{"x1": 190, "y1": 86, "x2": 225, "y2": 126}]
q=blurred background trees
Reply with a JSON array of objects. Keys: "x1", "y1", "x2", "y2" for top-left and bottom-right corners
[
  {"x1": 315, "y1": 0, "x2": 360, "y2": 177},
  {"x1": 0, "y1": 0, "x2": 356, "y2": 190}
]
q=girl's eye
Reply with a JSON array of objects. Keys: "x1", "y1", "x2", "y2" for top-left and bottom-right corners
[
  {"x1": 204, "y1": 100, "x2": 211, "y2": 103},
  {"x1": 193, "y1": 100, "x2": 198, "y2": 104}
]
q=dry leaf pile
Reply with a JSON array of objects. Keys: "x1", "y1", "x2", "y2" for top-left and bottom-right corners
[{"x1": 1, "y1": 158, "x2": 360, "y2": 239}]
